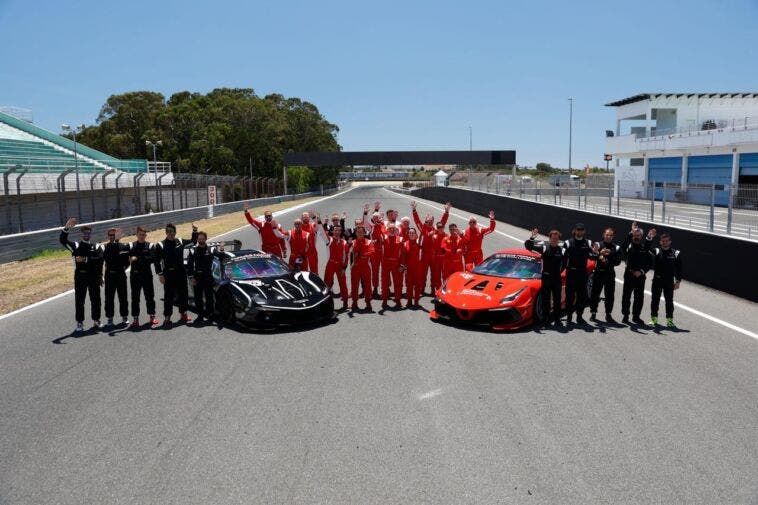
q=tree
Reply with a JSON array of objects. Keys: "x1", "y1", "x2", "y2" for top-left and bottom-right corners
[
  {"x1": 535, "y1": 162, "x2": 554, "y2": 173},
  {"x1": 286, "y1": 166, "x2": 313, "y2": 193},
  {"x1": 73, "y1": 88, "x2": 341, "y2": 183}
]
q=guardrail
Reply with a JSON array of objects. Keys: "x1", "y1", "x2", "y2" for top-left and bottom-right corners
[{"x1": 0, "y1": 186, "x2": 339, "y2": 264}]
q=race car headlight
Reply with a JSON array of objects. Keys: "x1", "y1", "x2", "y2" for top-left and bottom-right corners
[{"x1": 499, "y1": 287, "x2": 526, "y2": 304}]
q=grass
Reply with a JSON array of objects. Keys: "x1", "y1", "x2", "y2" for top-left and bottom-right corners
[{"x1": 0, "y1": 194, "x2": 331, "y2": 316}]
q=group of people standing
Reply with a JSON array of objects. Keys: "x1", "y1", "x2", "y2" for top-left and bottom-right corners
[
  {"x1": 59, "y1": 199, "x2": 681, "y2": 333},
  {"x1": 60, "y1": 218, "x2": 222, "y2": 332},
  {"x1": 525, "y1": 221, "x2": 683, "y2": 328},
  {"x1": 243, "y1": 200, "x2": 496, "y2": 312}
]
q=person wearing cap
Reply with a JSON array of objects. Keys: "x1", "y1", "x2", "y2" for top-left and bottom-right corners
[
  {"x1": 562, "y1": 222, "x2": 598, "y2": 325},
  {"x1": 102, "y1": 227, "x2": 130, "y2": 326},
  {"x1": 153, "y1": 222, "x2": 198, "y2": 326},
  {"x1": 60, "y1": 217, "x2": 104, "y2": 332},
  {"x1": 243, "y1": 202, "x2": 286, "y2": 258}
]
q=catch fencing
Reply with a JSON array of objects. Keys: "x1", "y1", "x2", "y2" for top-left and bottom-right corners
[
  {"x1": 1, "y1": 170, "x2": 286, "y2": 235},
  {"x1": 0, "y1": 184, "x2": 339, "y2": 264},
  {"x1": 405, "y1": 174, "x2": 758, "y2": 240}
]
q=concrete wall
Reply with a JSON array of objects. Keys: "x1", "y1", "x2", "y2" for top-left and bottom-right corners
[
  {"x1": 0, "y1": 187, "x2": 338, "y2": 264},
  {"x1": 412, "y1": 186, "x2": 758, "y2": 302}
]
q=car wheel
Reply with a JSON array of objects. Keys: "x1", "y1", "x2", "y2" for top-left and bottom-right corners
[
  {"x1": 216, "y1": 290, "x2": 236, "y2": 326},
  {"x1": 534, "y1": 293, "x2": 544, "y2": 322}
]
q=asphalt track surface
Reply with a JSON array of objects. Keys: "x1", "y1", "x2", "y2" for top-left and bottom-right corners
[{"x1": 1, "y1": 185, "x2": 757, "y2": 504}]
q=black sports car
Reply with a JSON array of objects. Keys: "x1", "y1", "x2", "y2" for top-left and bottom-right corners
[{"x1": 201, "y1": 248, "x2": 335, "y2": 328}]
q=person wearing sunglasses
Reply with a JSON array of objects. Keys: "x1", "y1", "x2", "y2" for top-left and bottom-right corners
[
  {"x1": 463, "y1": 211, "x2": 496, "y2": 267},
  {"x1": 102, "y1": 227, "x2": 130, "y2": 326},
  {"x1": 243, "y1": 202, "x2": 286, "y2": 258},
  {"x1": 60, "y1": 217, "x2": 104, "y2": 332}
]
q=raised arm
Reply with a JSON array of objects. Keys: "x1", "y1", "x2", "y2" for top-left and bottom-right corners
[
  {"x1": 243, "y1": 202, "x2": 262, "y2": 231},
  {"x1": 60, "y1": 217, "x2": 77, "y2": 251},
  {"x1": 440, "y1": 202, "x2": 451, "y2": 225},
  {"x1": 482, "y1": 211, "x2": 496, "y2": 235}
]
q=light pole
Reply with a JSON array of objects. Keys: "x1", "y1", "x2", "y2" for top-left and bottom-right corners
[
  {"x1": 146, "y1": 140, "x2": 162, "y2": 210},
  {"x1": 568, "y1": 98, "x2": 573, "y2": 175},
  {"x1": 61, "y1": 123, "x2": 85, "y2": 219},
  {"x1": 468, "y1": 125, "x2": 472, "y2": 189}
]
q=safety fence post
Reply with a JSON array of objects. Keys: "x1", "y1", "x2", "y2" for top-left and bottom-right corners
[
  {"x1": 709, "y1": 184, "x2": 715, "y2": 232},
  {"x1": 3, "y1": 167, "x2": 16, "y2": 234},
  {"x1": 726, "y1": 183, "x2": 734, "y2": 234},
  {"x1": 15, "y1": 169, "x2": 27, "y2": 232},
  {"x1": 650, "y1": 181, "x2": 655, "y2": 222},
  {"x1": 661, "y1": 181, "x2": 667, "y2": 223},
  {"x1": 115, "y1": 173, "x2": 124, "y2": 217}
]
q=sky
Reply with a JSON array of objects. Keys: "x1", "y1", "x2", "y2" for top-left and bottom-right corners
[{"x1": 0, "y1": 0, "x2": 756, "y2": 168}]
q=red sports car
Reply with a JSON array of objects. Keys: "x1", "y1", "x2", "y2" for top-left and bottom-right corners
[{"x1": 430, "y1": 248, "x2": 595, "y2": 331}]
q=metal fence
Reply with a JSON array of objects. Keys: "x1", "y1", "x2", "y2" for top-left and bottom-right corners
[
  {"x1": 0, "y1": 185, "x2": 340, "y2": 263},
  {"x1": 403, "y1": 175, "x2": 758, "y2": 240},
  {"x1": 0, "y1": 170, "x2": 287, "y2": 235}
]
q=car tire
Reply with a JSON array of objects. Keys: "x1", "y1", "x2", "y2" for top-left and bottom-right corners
[{"x1": 534, "y1": 293, "x2": 544, "y2": 322}]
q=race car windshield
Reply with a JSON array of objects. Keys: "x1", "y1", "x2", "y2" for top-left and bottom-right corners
[
  {"x1": 472, "y1": 256, "x2": 542, "y2": 279},
  {"x1": 225, "y1": 256, "x2": 290, "y2": 279}
]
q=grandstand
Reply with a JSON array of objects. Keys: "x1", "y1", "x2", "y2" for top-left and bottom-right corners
[{"x1": 0, "y1": 109, "x2": 150, "y2": 176}]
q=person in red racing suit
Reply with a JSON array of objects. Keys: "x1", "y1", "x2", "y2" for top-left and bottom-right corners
[
  {"x1": 350, "y1": 225, "x2": 375, "y2": 312},
  {"x1": 369, "y1": 208, "x2": 386, "y2": 298},
  {"x1": 441, "y1": 223, "x2": 467, "y2": 279},
  {"x1": 316, "y1": 214, "x2": 351, "y2": 311},
  {"x1": 274, "y1": 218, "x2": 310, "y2": 271},
  {"x1": 463, "y1": 211, "x2": 496, "y2": 266},
  {"x1": 379, "y1": 223, "x2": 405, "y2": 309},
  {"x1": 411, "y1": 200, "x2": 450, "y2": 294},
  {"x1": 402, "y1": 228, "x2": 422, "y2": 308},
  {"x1": 301, "y1": 211, "x2": 319, "y2": 273},
  {"x1": 243, "y1": 203, "x2": 286, "y2": 258}
]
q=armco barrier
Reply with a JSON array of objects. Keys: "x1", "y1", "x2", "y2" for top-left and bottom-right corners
[
  {"x1": 0, "y1": 187, "x2": 338, "y2": 264},
  {"x1": 412, "y1": 186, "x2": 758, "y2": 302}
]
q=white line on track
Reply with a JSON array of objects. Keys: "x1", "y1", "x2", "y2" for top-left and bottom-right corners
[
  {"x1": 0, "y1": 188, "x2": 356, "y2": 323},
  {"x1": 387, "y1": 187, "x2": 758, "y2": 341}
]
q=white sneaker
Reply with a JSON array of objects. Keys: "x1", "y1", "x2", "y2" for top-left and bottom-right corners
[
  {"x1": 75, "y1": 322, "x2": 84, "y2": 333},
  {"x1": 107, "y1": 318, "x2": 114, "y2": 326},
  {"x1": 93, "y1": 320, "x2": 101, "y2": 329},
  {"x1": 122, "y1": 317, "x2": 129, "y2": 324}
]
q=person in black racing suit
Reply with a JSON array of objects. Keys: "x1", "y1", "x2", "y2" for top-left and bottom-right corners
[
  {"x1": 589, "y1": 227, "x2": 622, "y2": 323},
  {"x1": 128, "y1": 226, "x2": 159, "y2": 328},
  {"x1": 186, "y1": 231, "x2": 226, "y2": 325},
  {"x1": 59, "y1": 217, "x2": 104, "y2": 332},
  {"x1": 562, "y1": 223, "x2": 598, "y2": 325},
  {"x1": 102, "y1": 227, "x2": 130, "y2": 326},
  {"x1": 620, "y1": 222, "x2": 654, "y2": 325},
  {"x1": 526, "y1": 228, "x2": 568, "y2": 327},
  {"x1": 152, "y1": 222, "x2": 197, "y2": 326},
  {"x1": 646, "y1": 230, "x2": 683, "y2": 328}
]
